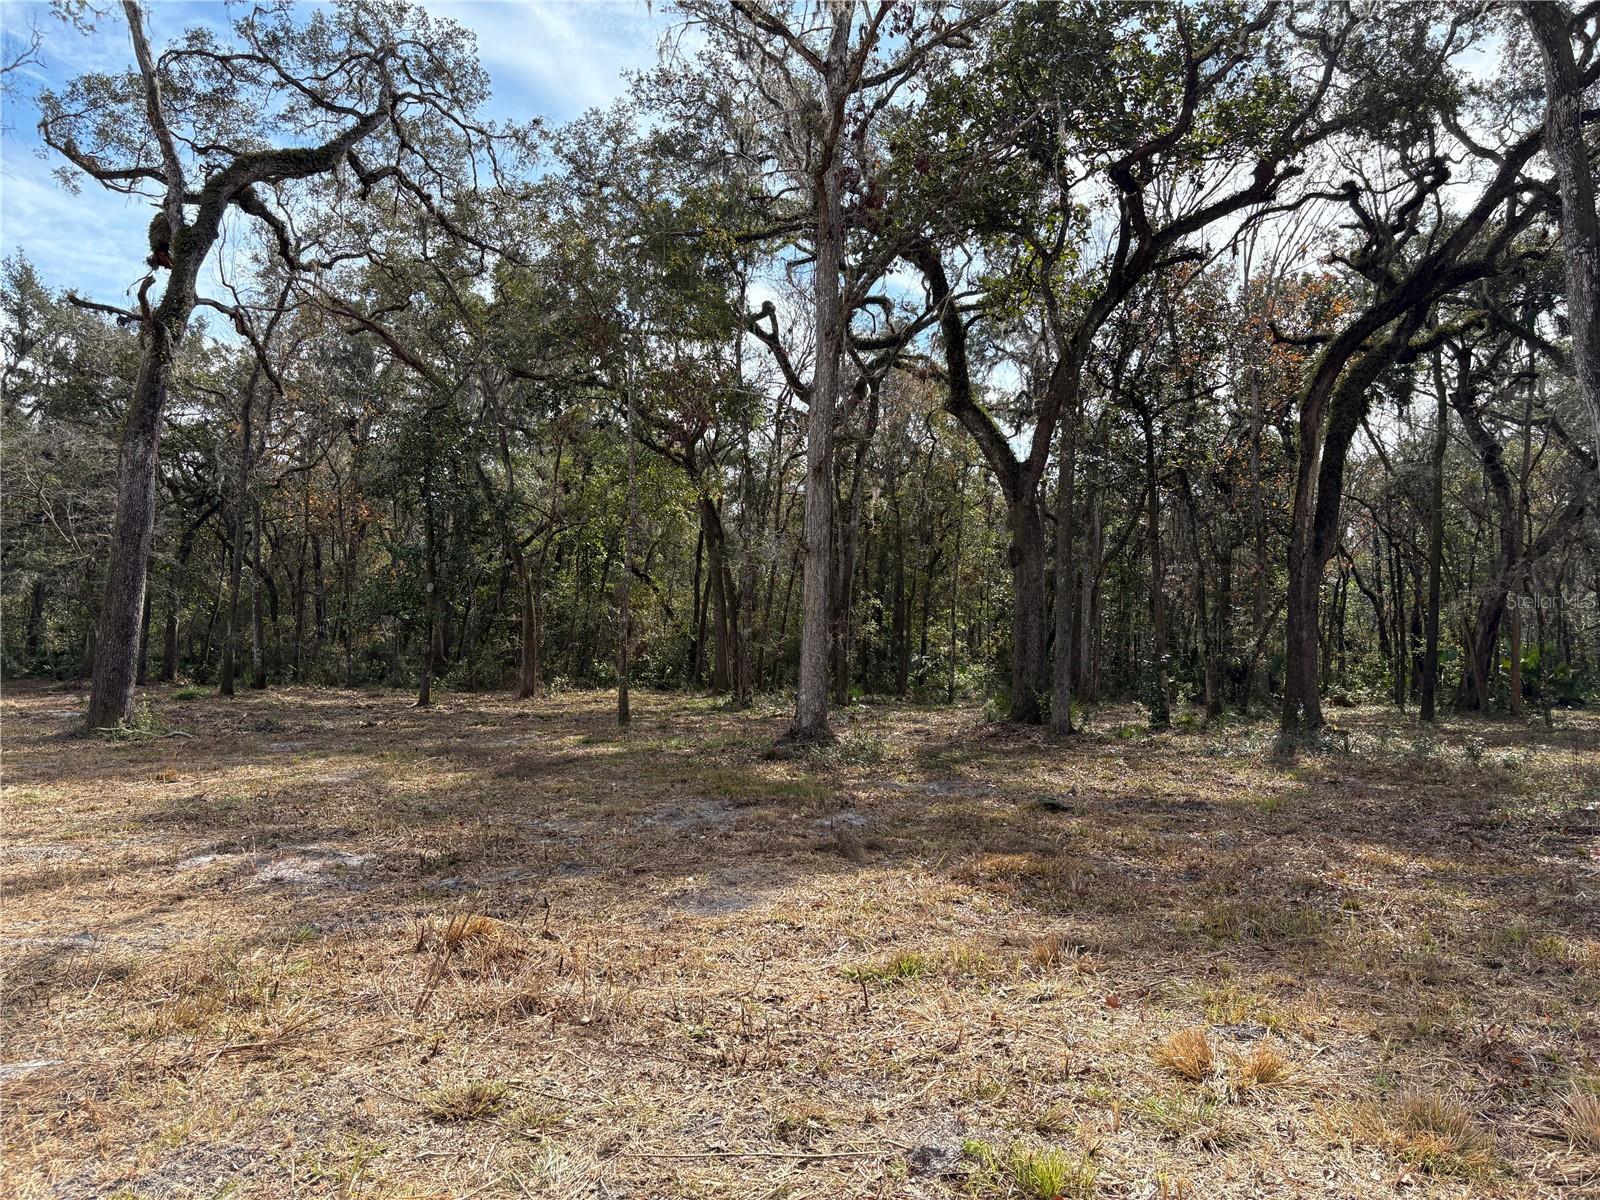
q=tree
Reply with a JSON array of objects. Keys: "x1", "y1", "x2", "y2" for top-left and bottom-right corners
[
  {"x1": 1522, "y1": 2, "x2": 1600, "y2": 478},
  {"x1": 906, "y1": 1, "x2": 1344, "y2": 724},
  {"x1": 40, "y1": 0, "x2": 500, "y2": 728},
  {"x1": 679, "y1": 0, "x2": 989, "y2": 746}
]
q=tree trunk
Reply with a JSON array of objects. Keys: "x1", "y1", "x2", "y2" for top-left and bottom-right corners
[
  {"x1": 1421, "y1": 348, "x2": 1450, "y2": 721},
  {"x1": 948, "y1": 464, "x2": 967, "y2": 704},
  {"x1": 86, "y1": 345, "x2": 176, "y2": 728},
  {"x1": 135, "y1": 589, "x2": 152, "y2": 686},
  {"x1": 517, "y1": 565, "x2": 540, "y2": 699},
  {"x1": 1524, "y1": 2, "x2": 1600, "y2": 479},
  {"x1": 25, "y1": 578, "x2": 45, "y2": 665},
  {"x1": 688, "y1": 521, "x2": 705, "y2": 683},
  {"x1": 249, "y1": 498, "x2": 266, "y2": 688},
  {"x1": 1050, "y1": 404, "x2": 1077, "y2": 733},
  {"x1": 1007, "y1": 497, "x2": 1049, "y2": 724},
  {"x1": 733, "y1": 438, "x2": 757, "y2": 709},
  {"x1": 617, "y1": 385, "x2": 638, "y2": 727},
  {"x1": 418, "y1": 466, "x2": 437, "y2": 709},
  {"x1": 1279, "y1": 325, "x2": 1419, "y2": 741},
  {"x1": 784, "y1": 6, "x2": 852, "y2": 748},
  {"x1": 1141, "y1": 407, "x2": 1171, "y2": 730}
]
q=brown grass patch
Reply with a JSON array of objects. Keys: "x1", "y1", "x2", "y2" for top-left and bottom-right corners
[
  {"x1": 1152, "y1": 1026, "x2": 1214, "y2": 1082},
  {"x1": 1562, "y1": 1084, "x2": 1600, "y2": 1152},
  {"x1": 1375, "y1": 1089, "x2": 1496, "y2": 1179},
  {"x1": 1, "y1": 683, "x2": 1595, "y2": 1199},
  {"x1": 1228, "y1": 1042, "x2": 1290, "y2": 1090}
]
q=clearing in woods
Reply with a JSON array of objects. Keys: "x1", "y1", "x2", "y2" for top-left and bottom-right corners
[{"x1": 1, "y1": 682, "x2": 1598, "y2": 1199}]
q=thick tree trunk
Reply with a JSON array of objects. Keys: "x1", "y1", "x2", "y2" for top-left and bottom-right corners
[
  {"x1": 86, "y1": 347, "x2": 176, "y2": 729},
  {"x1": 517, "y1": 567, "x2": 540, "y2": 699},
  {"x1": 702, "y1": 498, "x2": 733, "y2": 693},
  {"x1": 1280, "y1": 326, "x2": 1419, "y2": 741},
  {"x1": 1524, "y1": 3, "x2": 1600, "y2": 477},
  {"x1": 1007, "y1": 497, "x2": 1049, "y2": 725}
]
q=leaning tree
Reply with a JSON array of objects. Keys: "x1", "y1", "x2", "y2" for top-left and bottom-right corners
[{"x1": 39, "y1": 0, "x2": 505, "y2": 728}]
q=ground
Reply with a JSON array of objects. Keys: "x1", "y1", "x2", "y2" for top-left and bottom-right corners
[{"x1": 2, "y1": 682, "x2": 1598, "y2": 1200}]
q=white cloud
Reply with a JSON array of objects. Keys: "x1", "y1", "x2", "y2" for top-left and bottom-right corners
[
  {"x1": 0, "y1": 147, "x2": 153, "y2": 303},
  {"x1": 419, "y1": 0, "x2": 668, "y2": 121}
]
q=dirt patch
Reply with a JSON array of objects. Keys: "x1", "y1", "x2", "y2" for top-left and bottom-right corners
[{"x1": 175, "y1": 845, "x2": 372, "y2": 886}]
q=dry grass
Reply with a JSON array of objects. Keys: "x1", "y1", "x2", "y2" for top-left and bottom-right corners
[
  {"x1": 1152, "y1": 1026, "x2": 1215, "y2": 1082},
  {"x1": 419, "y1": 1077, "x2": 509, "y2": 1122},
  {"x1": 1, "y1": 682, "x2": 1596, "y2": 1198},
  {"x1": 1375, "y1": 1089, "x2": 1497, "y2": 1179},
  {"x1": 1228, "y1": 1042, "x2": 1291, "y2": 1091},
  {"x1": 1562, "y1": 1082, "x2": 1600, "y2": 1152}
]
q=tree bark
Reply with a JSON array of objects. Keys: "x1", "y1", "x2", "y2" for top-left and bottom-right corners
[
  {"x1": 86, "y1": 342, "x2": 178, "y2": 728},
  {"x1": 25, "y1": 578, "x2": 45, "y2": 665},
  {"x1": 1007, "y1": 497, "x2": 1049, "y2": 724},
  {"x1": 135, "y1": 587, "x2": 152, "y2": 686},
  {"x1": 1141, "y1": 405, "x2": 1171, "y2": 729},
  {"x1": 785, "y1": 5, "x2": 852, "y2": 747},
  {"x1": 1050, "y1": 403, "x2": 1077, "y2": 733},
  {"x1": 617, "y1": 385, "x2": 638, "y2": 727},
  {"x1": 1421, "y1": 348, "x2": 1451, "y2": 721},
  {"x1": 1523, "y1": 2, "x2": 1600, "y2": 478}
]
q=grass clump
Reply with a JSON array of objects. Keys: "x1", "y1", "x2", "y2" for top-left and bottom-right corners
[
  {"x1": 1009, "y1": 1145, "x2": 1097, "y2": 1199},
  {"x1": 1152, "y1": 1026, "x2": 1214, "y2": 1082},
  {"x1": 1372, "y1": 1089, "x2": 1495, "y2": 1178},
  {"x1": 504, "y1": 1098, "x2": 570, "y2": 1138},
  {"x1": 841, "y1": 950, "x2": 929, "y2": 985},
  {"x1": 1135, "y1": 1089, "x2": 1244, "y2": 1149},
  {"x1": 1200, "y1": 901, "x2": 1326, "y2": 946},
  {"x1": 173, "y1": 686, "x2": 208, "y2": 701},
  {"x1": 809, "y1": 730, "x2": 887, "y2": 766},
  {"x1": 961, "y1": 1139, "x2": 1097, "y2": 1199},
  {"x1": 1229, "y1": 1042, "x2": 1291, "y2": 1091},
  {"x1": 1560, "y1": 1079, "x2": 1600, "y2": 1152},
  {"x1": 419, "y1": 1078, "x2": 508, "y2": 1122}
]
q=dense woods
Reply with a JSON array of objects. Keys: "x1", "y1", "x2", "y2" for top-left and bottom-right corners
[{"x1": 3, "y1": 0, "x2": 1597, "y2": 744}]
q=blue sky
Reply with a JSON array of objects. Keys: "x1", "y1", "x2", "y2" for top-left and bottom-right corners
[{"x1": 0, "y1": 0, "x2": 670, "y2": 306}]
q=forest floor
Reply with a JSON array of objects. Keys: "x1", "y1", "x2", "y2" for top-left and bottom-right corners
[{"x1": 2, "y1": 682, "x2": 1598, "y2": 1200}]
